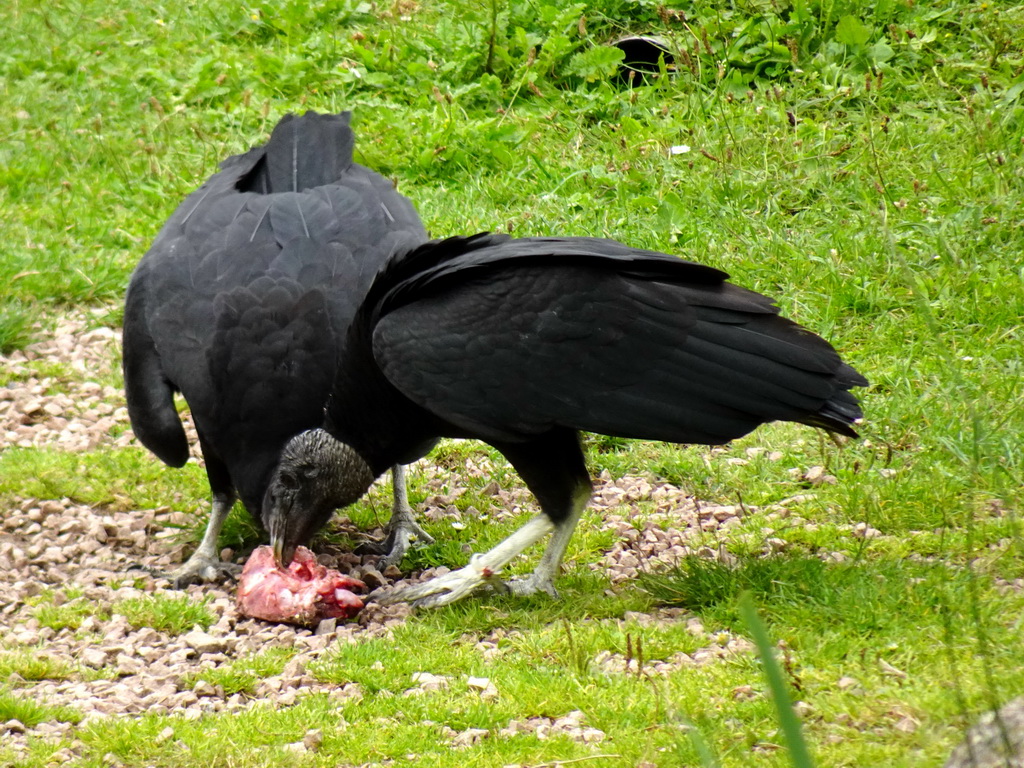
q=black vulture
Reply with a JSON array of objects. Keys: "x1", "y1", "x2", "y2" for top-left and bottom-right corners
[
  {"x1": 263, "y1": 233, "x2": 868, "y2": 607},
  {"x1": 122, "y1": 111, "x2": 431, "y2": 585}
]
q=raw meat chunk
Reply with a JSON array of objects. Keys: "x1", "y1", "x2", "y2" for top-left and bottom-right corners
[{"x1": 237, "y1": 545, "x2": 364, "y2": 625}]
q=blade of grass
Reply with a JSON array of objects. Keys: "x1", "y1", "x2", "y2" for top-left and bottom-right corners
[
  {"x1": 738, "y1": 592, "x2": 816, "y2": 768},
  {"x1": 681, "y1": 716, "x2": 722, "y2": 768}
]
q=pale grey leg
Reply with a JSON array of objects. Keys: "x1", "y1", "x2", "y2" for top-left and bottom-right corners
[
  {"x1": 505, "y1": 490, "x2": 588, "y2": 598},
  {"x1": 374, "y1": 513, "x2": 556, "y2": 607},
  {"x1": 359, "y1": 464, "x2": 434, "y2": 567},
  {"x1": 376, "y1": 484, "x2": 591, "y2": 608},
  {"x1": 165, "y1": 492, "x2": 241, "y2": 587}
]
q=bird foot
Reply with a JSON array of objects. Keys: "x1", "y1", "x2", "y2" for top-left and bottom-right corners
[
  {"x1": 504, "y1": 572, "x2": 559, "y2": 599},
  {"x1": 372, "y1": 554, "x2": 506, "y2": 608},
  {"x1": 133, "y1": 553, "x2": 241, "y2": 588},
  {"x1": 356, "y1": 518, "x2": 435, "y2": 568}
]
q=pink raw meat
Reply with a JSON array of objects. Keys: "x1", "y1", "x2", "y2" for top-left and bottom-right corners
[{"x1": 237, "y1": 545, "x2": 365, "y2": 626}]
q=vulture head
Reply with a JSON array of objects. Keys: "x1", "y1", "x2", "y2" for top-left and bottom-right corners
[{"x1": 263, "y1": 429, "x2": 375, "y2": 567}]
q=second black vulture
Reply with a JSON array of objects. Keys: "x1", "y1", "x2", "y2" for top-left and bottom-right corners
[
  {"x1": 122, "y1": 111, "x2": 432, "y2": 585},
  {"x1": 263, "y1": 233, "x2": 868, "y2": 607}
]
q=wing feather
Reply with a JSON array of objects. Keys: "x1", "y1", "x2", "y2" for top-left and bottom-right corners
[{"x1": 370, "y1": 238, "x2": 865, "y2": 445}]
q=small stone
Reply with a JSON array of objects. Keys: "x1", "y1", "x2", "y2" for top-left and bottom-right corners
[
  {"x1": 182, "y1": 628, "x2": 227, "y2": 654},
  {"x1": 853, "y1": 522, "x2": 881, "y2": 539},
  {"x1": 81, "y1": 648, "x2": 108, "y2": 668},
  {"x1": 46, "y1": 747, "x2": 77, "y2": 764},
  {"x1": 155, "y1": 726, "x2": 175, "y2": 743},
  {"x1": 452, "y1": 728, "x2": 489, "y2": 747},
  {"x1": 467, "y1": 676, "x2": 499, "y2": 700},
  {"x1": 893, "y1": 714, "x2": 919, "y2": 733},
  {"x1": 303, "y1": 729, "x2": 323, "y2": 752},
  {"x1": 4, "y1": 719, "x2": 26, "y2": 734},
  {"x1": 837, "y1": 676, "x2": 861, "y2": 691},
  {"x1": 804, "y1": 465, "x2": 826, "y2": 483},
  {"x1": 315, "y1": 617, "x2": 338, "y2": 636},
  {"x1": 360, "y1": 568, "x2": 386, "y2": 590},
  {"x1": 193, "y1": 680, "x2": 217, "y2": 697},
  {"x1": 115, "y1": 654, "x2": 142, "y2": 677},
  {"x1": 21, "y1": 398, "x2": 43, "y2": 415},
  {"x1": 40, "y1": 499, "x2": 65, "y2": 516},
  {"x1": 278, "y1": 689, "x2": 298, "y2": 707},
  {"x1": 411, "y1": 672, "x2": 449, "y2": 691}
]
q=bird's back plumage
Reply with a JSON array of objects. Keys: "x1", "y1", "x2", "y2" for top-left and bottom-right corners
[{"x1": 123, "y1": 111, "x2": 426, "y2": 510}]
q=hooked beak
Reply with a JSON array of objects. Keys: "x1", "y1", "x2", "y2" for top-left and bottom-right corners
[{"x1": 271, "y1": 533, "x2": 296, "y2": 569}]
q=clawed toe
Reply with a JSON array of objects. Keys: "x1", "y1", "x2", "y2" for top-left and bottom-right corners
[
  {"x1": 171, "y1": 560, "x2": 241, "y2": 588},
  {"x1": 372, "y1": 555, "x2": 509, "y2": 608},
  {"x1": 136, "y1": 557, "x2": 241, "y2": 589},
  {"x1": 505, "y1": 574, "x2": 559, "y2": 599},
  {"x1": 357, "y1": 520, "x2": 435, "y2": 569}
]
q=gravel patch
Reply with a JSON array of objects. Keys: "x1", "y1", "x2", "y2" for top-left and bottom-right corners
[
  {"x1": 1, "y1": 314, "x2": 131, "y2": 453},
  {"x1": 593, "y1": 610, "x2": 755, "y2": 678},
  {"x1": 589, "y1": 471, "x2": 747, "y2": 583},
  {"x1": 1, "y1": 488, "x2": 413, "y2": 760}
]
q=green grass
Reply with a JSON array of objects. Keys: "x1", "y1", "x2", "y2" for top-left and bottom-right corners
[
  {"x1": 0, "y1": 687, "x2": 82, "y2": 726},
  {"x1": 32, "y1": 598, "x2": 103, "y2": 634},
  {"x1": 186, "y1": 647, "x2": 296, "y2": 696},
  {"x1": 115, "y1": 594, "x2": 216, "y2": 635},
  {"x1": 1, "y1": 0, "x2": 1022, "y2": 765},
  {"x1": 0, "y1": 650, "x2": 79, "y2": 684},
  {"x1": 740, "y1": 594, "x2": 815, "y2": 768}
]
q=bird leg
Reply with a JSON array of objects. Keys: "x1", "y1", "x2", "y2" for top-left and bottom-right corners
[
  {"x1": 373, "y1": 513, "x2": 556, "y2": 607},
  {"x1": 375, "y1": 484, "x2": 591, "y2": 608},
  {"x1": 356, "y1": 464, "x2": 434, "y2": 567},
  {"x1": 164, "y1": 492, "x2": 241, "y2": 587},
  {"x1": 504, "y1": 492, "x2": 588, "y2": 598}
]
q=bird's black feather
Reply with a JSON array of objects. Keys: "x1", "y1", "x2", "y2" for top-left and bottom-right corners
[
  {"x1": 123, "y1": 110, "x2": 426, "y2": 515},
  {"x1": 355, "y1": 236, "x2": 866, "y2": 453}
]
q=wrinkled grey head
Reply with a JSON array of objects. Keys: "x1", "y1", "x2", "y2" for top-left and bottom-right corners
[{"x1": 263, "y1": 428, "x2": 375, "y2": 567}]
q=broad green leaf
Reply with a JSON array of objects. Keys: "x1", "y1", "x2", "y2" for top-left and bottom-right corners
[
  {"x1": 869, "y1": 41, "x2": 895, "y2": 64},
  {"x1": 567, "y1": 45, "x2": 625, "y2": 82},
  {"x1": 836, "y1": 15, "x2": 872, "y2": 48}
]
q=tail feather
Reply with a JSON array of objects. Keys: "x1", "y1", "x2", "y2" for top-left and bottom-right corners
[
  {"x1": 239, "y1": 112, "x2": 356, "y2": 194},
  {"x1": 800, "y1": 362, "x2": 867, "y2": 437}
]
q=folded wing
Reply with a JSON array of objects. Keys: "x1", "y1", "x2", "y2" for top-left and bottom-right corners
[{"x1": 370, "y1": 236, "x2": 866, "y2": 446}]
